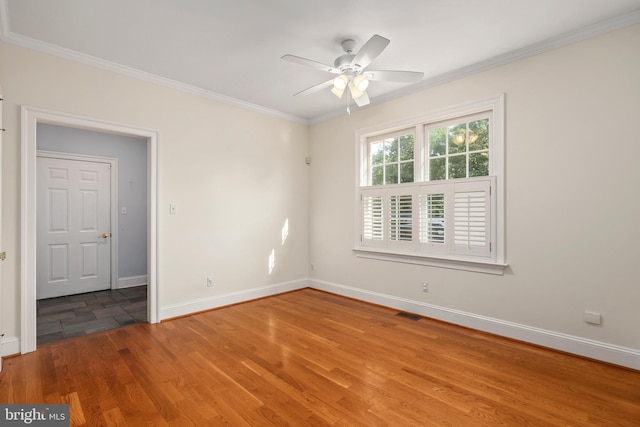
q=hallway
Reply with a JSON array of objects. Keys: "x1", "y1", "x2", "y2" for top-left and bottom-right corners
[{"x1": 36, "y1": 286, "x2": 147, "y2": 345}]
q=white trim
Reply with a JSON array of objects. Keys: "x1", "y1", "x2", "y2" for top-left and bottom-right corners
[
  {"x1": 21, "y1": 106, "x2": 160, "y2": 354},
  {"x1": 117, "y1": 275, "x2": 147, "y2": 289},
  {"x1": 309, "y1": 279, "x2": 640, "y2": 371},
  {"x1": 353, "y1": 248, "x2": 507, "y2": 275},
  {"x1": 36, "y1": 150, "x2": 120, "y2": 291},
  {"x1": 160, "y1": 279, "x2": 309, "y2": 320},
  {"x1": 0, "y1": 336, "x2": 20, "y2": 358},
  {"x1": 1, "y1": 0, "x2": 637, "y2": 125},
  {"x1": 0, "y1": 92, "x2": 3, "y2": 372},
  {"x1": 0, "y1": 30, "x2": 307, "y2": 125},
  {"x1": 309, "y1": 10, "x2": 640, "y2": 124},
  {"x1": 354, "y1": 94, "x2": 506, "y2": 270}
]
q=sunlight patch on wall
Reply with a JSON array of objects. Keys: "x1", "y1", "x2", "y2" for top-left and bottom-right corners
[
  {"x1": 268, "y1": 249, "x2": 276, "y2": 275},
  {"x1": 281, "y1": 218, "x2": 289, "y2": 245}
]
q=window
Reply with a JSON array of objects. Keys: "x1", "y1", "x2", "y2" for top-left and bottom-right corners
[
  {"x1": 355, "y1": 95, "x2": 505, "y2": 274},
  {"x1": 370, "y1": 131, "x2": 415, "y2": 185},
  {"x1": 427, "y1": 114, "x2": 490, "y2": 181}
]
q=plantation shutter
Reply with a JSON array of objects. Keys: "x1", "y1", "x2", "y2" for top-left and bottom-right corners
[
  {"x1": 389, "y1": 194, "x2": 412, "y2": 242},
  {"x1": 362, "y1": 193, "x2": 384, "y2": 246},
  {"x1": 417, "y1": 184, "x2": 448, "y2": 254},
  {"x1": 453, "y1": 180, "x2": 492, "y2": 257}
]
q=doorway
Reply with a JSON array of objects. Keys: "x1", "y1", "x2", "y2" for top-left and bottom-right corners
[{"x1": 21, "y1": 106, "x2": 159, "y2": 354}]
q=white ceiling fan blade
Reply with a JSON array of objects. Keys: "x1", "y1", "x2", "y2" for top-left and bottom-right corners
[
  {"x1": 354, "y1": 91, "x2": 370, "y2": 107},
  {"x1": 351, "y1": 35, "x2": 390, "y2": 69},
  {"x1": 365, "y1": 70, "x2": 424, "y2": 83},
  {"x1": 293, "y1": 79, "x2": 334, "y2": 96},
  {"x1": 281, "y1": 54, "x2": 341, "y2": 74}
]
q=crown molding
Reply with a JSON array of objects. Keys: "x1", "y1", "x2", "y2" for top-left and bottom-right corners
[
  {"x1": 1, "y1": 0, "x2": 638, "y2": 125},
  {"x1": 0, "y1": 1, "x2": 308, "y2": 125},
  {"x1": 310, "y1": 9, "x2": 640, "y2": 124}
]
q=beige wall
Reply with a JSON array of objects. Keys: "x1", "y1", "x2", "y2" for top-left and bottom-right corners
[
  {"x1": 2, "y1": 23, "x2": 639, "y2": 366},
  {"x1": 0, "y1": 41, "x2": 310, "y2": 341},
  {"x1": 309, "y1": 24, "x2": 640, "y2": 352}
]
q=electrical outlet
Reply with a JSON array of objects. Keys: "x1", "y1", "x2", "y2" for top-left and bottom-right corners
[
  {"x1": 422, "y1": 281, "x2": 429, "y2": 292},
  {"x1": 584, "y1": 310, "x2": 601, "y2": 325},
  {"x1": 206, "y1": 276, "x2": 214, "y2": 287}
]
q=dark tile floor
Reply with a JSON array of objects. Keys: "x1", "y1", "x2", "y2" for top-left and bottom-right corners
[{"x1": 37, "y1": 286, "x2": 147, "y2": 345}]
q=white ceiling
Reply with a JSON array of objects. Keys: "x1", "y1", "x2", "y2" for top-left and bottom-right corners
[{"x1": 1, "y1": 0, "x2": 639, "y2": 123}]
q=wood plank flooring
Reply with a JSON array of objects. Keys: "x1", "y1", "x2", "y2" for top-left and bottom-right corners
[{"x1": 1, "y1": 289, "x2": 639, "y2": 426}]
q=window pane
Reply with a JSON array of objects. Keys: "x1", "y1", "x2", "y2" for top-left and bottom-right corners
[
  {"x1": 469, "y1": 119, "x2": 489, "y2": 151},
  {"x1": 428, "y1": 128, "x2": 446, "y2": 157},
  {"x1": 372, "y1": 165, "x2": 384, "y2": 185},
  {"x1": 429, "y1": 157, "x2": 446, "y2": 181},
  {"x1": 399, "y1": 135, "x2": 414, "y2": 161},
  {"x1": 448, "y1": 155, "x2": 466, "y2": 179},
  {"x1": 385, "y1": 164, "x2": 398, "y2": 184},
  {"x1": 371, "y1": 141, "x2": 384, "y2": 165},
  {"x1": 400, "y1": 161, "x2": 414, "y2": 183},
  {"x1": 448, "y1": 123, "x2": 467, "y2": 155},
  {"x1": 469, "y1": 152, "x2": 489, "y2": 177},
  {"x1": 385, "y1": 138, "x2": 398, "y2": 163}
]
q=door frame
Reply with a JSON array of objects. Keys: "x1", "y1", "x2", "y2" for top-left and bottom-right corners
[
  {"x1": 36, "y1": 150, "x2": 119, "y2": 293},
  {"x1": 21, "y1": 106, "x2": 159, "y2": 353},
  {"x1": 0, "y1": 93, "x2": 3, "y2": 371}
]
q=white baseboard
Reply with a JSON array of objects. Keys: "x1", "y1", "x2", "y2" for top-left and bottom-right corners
[
  {"x1": 309, "y1": 279, "x2": 640, "y2": 371},
  {"x1": 7, "y1": 279, "x2": 637, "y2": 371},
  {"x1": 116, "y1": 275, "x2": 148, "y2": 289},
  {"x1": 5, "y1": 279, "x2": 307, "y2": 360},
  {"x1": 160, "y1": 279, "x2": 309, "y2": 320},
  {"x1": 1, "y1": 336, "x2": 20, "y2": 357}
]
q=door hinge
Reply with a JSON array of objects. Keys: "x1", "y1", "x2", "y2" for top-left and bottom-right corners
[{"x1": 0, "y1": 252, "x2": 6, "y2": 261}]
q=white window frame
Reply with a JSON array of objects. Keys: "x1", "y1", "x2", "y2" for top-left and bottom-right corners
[{"x1": 354, "y1": 94, "x2": 507, "y2": 275}]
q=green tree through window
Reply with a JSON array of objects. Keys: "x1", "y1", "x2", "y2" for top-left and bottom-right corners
[
  {"x1": 428, "y1": 116, "x2": 489, "y2": 181},
  {"x1": 370, "y1": 133, "x2": 414, "y2": 185}
]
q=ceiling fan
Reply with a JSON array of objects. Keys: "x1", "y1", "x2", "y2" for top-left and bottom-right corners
[{"x1": 282, "y1": 35, "x2": 424, "y2": 110}]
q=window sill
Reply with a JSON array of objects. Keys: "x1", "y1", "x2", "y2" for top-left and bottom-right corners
[{"x1": 352, "y1": 247, "x2": 508, "y2": 275}]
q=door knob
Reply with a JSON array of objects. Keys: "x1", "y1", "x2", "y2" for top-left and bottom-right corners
[{"x1": 100, "y1": 233, "x2": 109, "y2": 238}]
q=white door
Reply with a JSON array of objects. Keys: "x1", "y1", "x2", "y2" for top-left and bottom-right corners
[
  {"x1": 0, "y1": 93, "x2": 3, "y2": 371},
  {"x1": 36, "y1": 156, "x2": 111, "y2": 299}
]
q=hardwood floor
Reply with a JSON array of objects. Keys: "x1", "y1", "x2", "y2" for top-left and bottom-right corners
[{"x1": 1, "y1": 289, "x2": 639, "y2": 426}]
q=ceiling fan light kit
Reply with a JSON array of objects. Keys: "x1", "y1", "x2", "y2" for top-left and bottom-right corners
[
  {"x1": 352, "y1": 75, "x2": 370, "y2": 92},
  {"x1": 331, "y1": 85, "x2": 345, "y2": 98},
  {"x1": 333, "y1": 74, "x2": 348, "y2": 91},
  {"x1": 282, "y1": 34, "x2": 424, "y2": 112},
  {"x1": 349, "y1": 84, "x2": 365, "y2": 100}
]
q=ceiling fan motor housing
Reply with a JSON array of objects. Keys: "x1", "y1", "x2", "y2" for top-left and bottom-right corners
[
  {"x1": 334, "y1": 54, "x2": 358, "y2": 74},
  {"x1": 334, "y1": 39, "x2": 361, "y2": 74}
]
